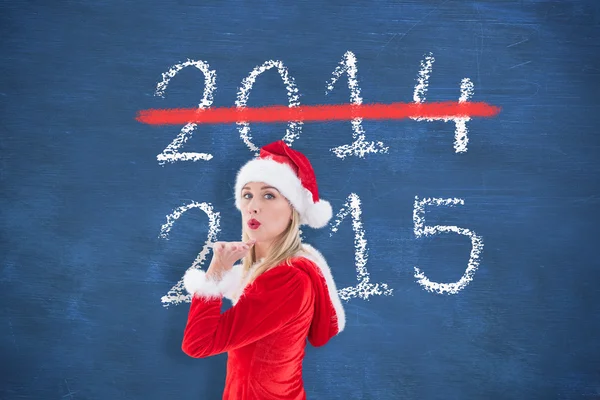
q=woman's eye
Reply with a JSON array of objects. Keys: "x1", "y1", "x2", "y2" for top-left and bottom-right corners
[
  {"x1": 264, "y1": 193, "x2": 275, "y2": 199},
  {"x1": 242, "y1": 193, "x2": 252, "y2": 199}
]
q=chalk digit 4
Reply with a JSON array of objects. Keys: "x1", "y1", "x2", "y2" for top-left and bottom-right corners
[{"x1": 411, "y1": 52, "x2": 474, "y2": 153}]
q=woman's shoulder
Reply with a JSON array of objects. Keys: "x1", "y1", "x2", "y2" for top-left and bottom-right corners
[
  {"x1": 269, "y1": 259, "x2": 313, "y2": 280},
  {"x1": 245, "y1": 262, "x2": 312, "y2": 302},
  {"x1": 254, "y1": 259, "x2": 312, "y2": 284},
  {"x1": 249, "y1": 246, "x2": 327, "y2": 289},
  {"x1": 262, "y1": 257, "x2": 320, "y2": 289}
]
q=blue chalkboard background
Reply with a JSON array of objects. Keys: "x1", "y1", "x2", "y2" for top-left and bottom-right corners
[{"x1": 2, "y1": 1, "x2": 599, "y2": 399}]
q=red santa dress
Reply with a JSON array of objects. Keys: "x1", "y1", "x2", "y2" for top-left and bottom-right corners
[{"x1": 181, "y1": 243, "x2": 346, "y2": 400}]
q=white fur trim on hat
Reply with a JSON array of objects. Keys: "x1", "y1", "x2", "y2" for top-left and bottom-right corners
[
  {"x1": 302, "y1": 199, "x2": 333, "y2": 229},
  {"x1": 234, "y1": 158, "x2": 332, "y2": 229}
]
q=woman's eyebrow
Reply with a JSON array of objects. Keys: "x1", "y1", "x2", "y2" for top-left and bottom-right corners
[{"x1": 242, "y1": 185, "x2": 279, "y2": 191}]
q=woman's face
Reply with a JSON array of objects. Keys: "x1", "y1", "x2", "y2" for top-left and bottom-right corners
[{"x1": 240, "y1": 181, "x2": 293, "y2": 244}]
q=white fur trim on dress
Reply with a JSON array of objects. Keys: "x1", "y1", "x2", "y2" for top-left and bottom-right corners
[
  {"x1": 183, "y1": 268, "x2": 222, "y2": 299},
  {"x1": 298, "y1": 244, "x2": 347, "y2": 333},
  {"x1": 234, "y1": 158, "x2": 332, "y2": 229},
  {"x1": 184, "y1": 265, "x2": 247, "y2": 301},
  {"x1": 218, "y1": 264, "x2": 244, "y2": 300}
]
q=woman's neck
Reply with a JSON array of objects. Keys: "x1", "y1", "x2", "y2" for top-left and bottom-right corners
[{"x1": 253, "y1": 241, "x2": 269, "y2": 261}]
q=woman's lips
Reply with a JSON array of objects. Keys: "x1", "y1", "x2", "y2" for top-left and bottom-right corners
[{"x1": 247, "y1": 219, "x2": 261, "y2": 230}]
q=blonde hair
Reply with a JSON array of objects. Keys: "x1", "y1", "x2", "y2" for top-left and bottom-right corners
[{"x1": 239, "y1": 205, "x2": 303, "y2": 290}]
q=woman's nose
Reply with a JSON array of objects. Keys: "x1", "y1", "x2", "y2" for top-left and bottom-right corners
[{"x1": 246, "y1": 199, "x2": 258, "y2": 214}]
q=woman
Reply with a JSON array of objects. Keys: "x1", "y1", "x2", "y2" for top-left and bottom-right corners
[{"x1": 181, "y1": 140, "x2": 346, "y2": 400}]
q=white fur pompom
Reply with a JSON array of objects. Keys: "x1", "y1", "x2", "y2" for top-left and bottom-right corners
[{"x1": 303, "y1": 199, "x2": 333, "y2": 229}]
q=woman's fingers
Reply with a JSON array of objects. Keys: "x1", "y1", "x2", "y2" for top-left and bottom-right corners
[
  {"x1": 231, "y1": 240, "x2": 255, "y2": 251},
  {"x1": 213, "y1": 241, "x2": 255, "y2": 261}
]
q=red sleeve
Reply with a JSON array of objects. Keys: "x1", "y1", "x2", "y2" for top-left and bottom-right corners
[{"x1": 181, "y1": 265, "x2": 312, "y2": 358}]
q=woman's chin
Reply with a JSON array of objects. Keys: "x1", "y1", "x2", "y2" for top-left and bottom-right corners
[{"x1": 247, "y1": 234, "x2": 268, "y2": 243}]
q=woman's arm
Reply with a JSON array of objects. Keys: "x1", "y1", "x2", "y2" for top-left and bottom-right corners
[{"x1": 181, "y1": 265, "x2": 312, "y2": 358}]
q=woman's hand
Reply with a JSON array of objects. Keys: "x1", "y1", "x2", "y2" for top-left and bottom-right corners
[{"x1": 206, "y1": 239, "x2": 256, "y2": 280}]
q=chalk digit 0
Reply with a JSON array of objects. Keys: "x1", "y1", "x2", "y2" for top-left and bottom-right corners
[{"x1": 235, "y1": 60, "x2": 302, "y2": 154}]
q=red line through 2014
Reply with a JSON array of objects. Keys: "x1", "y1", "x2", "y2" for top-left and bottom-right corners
[{"x1": 136, "y1": 101, "x2": 500, "y2": 126}]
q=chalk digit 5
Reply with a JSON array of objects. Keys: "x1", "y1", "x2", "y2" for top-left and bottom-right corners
[{"x1": 412, "y1": 196, "x2": 483, "y2": 294}]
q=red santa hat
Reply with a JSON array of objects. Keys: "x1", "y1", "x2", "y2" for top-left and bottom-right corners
[{"x1": 234, "y1": 140, "x2": 333, "y2": 229}]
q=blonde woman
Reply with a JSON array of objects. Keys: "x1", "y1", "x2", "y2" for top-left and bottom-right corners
[{"x1": 182, "y1": 140, "x2": 346, "y2": 400}]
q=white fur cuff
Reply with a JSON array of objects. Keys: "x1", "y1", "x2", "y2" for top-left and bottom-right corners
[
  {"x1": 218, "y1": 264, "x2": 244, "y2": 300},
  {"x1": 183, "y1": 268, "x2": 222, "y2": 299}
]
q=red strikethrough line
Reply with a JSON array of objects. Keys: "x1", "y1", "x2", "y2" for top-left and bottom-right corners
[{"x1": 136, "y1": 102, "x2": 501, "y2": 125}]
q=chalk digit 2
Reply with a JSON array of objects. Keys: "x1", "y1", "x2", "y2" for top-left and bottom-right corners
[
  {"x1": 154, "y1": 59, "x2": 217, "y2": 165},
  {"x1": 159, "y1": 201, "x2": 221, "y2": 306}
]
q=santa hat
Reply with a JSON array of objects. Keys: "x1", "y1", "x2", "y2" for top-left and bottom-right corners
[{"x1": 234, "y1": 140, "x2": 333, "y2": 229}]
